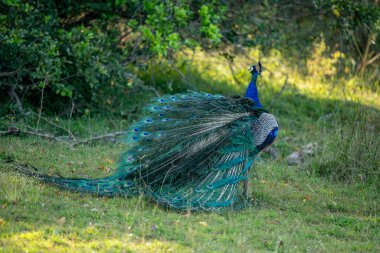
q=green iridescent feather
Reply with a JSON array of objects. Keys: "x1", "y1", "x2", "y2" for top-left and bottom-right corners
[{"x1": 18, "y1": 91, "x2": 267, "y2": 211}]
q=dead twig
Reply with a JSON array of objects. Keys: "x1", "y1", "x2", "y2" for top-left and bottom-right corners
[
  {"x1": 1, "y1": 126, "x2": 128, "y2": 146},
  {"x1": 0, "y1": 127, "x2": 61, "y2": 142},
  {"x1": 0, "y1": 70, "x2": 19, "y2": 77},
  {"x1": 0, "y1": 68, "x2": 34, "y2": 77},
  {"x1": 167, "y1": 60, "x2": 197, "y2": 90},
  {"x1": 36, "y1": 78, "x2": 48, "y2": 132},
  {"x1": 8, "y1": 85, "x2": 24, "y2": 113},
  {"x1": 29, "y1": 111, "x2": 74, "y2": 138},
  {"x1": 71, "y1": 131, "x2": 128, "y2": 146},
  {"x1": 67, "y1": 100, "x2": 76, "y2": 141},
  {"x1": 366, "y1": 52, "x2": 380, "y2": 66}
]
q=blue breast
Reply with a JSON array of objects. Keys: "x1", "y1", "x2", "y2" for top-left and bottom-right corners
[{"x1": 256, "y1": 127, "x2": 278, "y2": 151}]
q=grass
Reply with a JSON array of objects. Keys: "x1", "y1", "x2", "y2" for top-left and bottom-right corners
[
  {"x1": 0, "y1": 46, "x2": 379, "y2": 252},
  {"x1": 0, "y1": 136, "x2": 378, "y2": 252},
  {"x1": 0, "y1": 173, "x2": 28, "y2": 204}
]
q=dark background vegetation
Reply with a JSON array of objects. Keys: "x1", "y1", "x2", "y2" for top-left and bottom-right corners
[{"x1": 1, "y1": 0, "x2": 379, "y2": 115}]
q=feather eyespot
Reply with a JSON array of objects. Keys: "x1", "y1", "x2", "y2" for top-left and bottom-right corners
[{"x1": 125, "y1": 181, "x2": 134, "y2": 187}]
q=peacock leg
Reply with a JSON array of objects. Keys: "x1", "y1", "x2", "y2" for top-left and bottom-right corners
[{"x1": 243, "y1": 172, "x2": 249, "y2": 200}]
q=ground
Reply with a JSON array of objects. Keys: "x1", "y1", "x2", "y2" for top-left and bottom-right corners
[
  {"x1": 0, "y1": 130, "x2": 378, "y2": 252},
  {"x1": 0, "y1": 50, "x2": 379, "y2": 252}
]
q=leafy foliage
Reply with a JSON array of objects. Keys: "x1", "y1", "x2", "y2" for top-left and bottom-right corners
[
  {"x1": 0, "y1": 0, "x2": 226, "y2": 114},
  {"x1": 0, "y1": 1, "x2": 137, "y2": 114},
  {"x1": 1, "y1": 0, "x2": 379, "y2": 114}
]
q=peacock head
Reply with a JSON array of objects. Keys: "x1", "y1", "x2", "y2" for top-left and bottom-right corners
[
  {"x1": 252, "y1": 112, "x2": 278, "y2": 152},
  {"x1": 249, "y1": 61, "x2": 262, "y2": 75}
]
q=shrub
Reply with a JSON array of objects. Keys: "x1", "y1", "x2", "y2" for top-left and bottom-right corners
[
  {"x1": 0, "y1": 1, "x2": 138, "y2": 114},
  {"x1": 0, "y1": 0, "x2": 227, "y2": 115}
]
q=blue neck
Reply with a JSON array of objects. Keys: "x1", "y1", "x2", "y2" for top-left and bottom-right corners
[{"x1": 245, "y1": 72, "x2": 262, "y2": 108}]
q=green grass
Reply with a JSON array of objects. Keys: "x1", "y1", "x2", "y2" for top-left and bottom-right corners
[
  {"x1": 0, "y1": 136, "x2": 378, "y2": 252},
  {"x1": 0, "y1": 138, "x2": 380, "y2": 252},
  {"x1": 0, "y1": 48, "x2": 379, "y2": 252}
]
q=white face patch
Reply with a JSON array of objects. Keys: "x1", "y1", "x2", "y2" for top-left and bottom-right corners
[{"x1": 251, "y1": 113, "x2": 278, "y2": 147}]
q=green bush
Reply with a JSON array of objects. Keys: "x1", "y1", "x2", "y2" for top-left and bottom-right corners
[
  {"x1": 0, "y1": 0, "x2": 226, "y2": 115},
  {"x1": 0, "y1": 1, "x2": 138, "y2": 114},
  {"x1": 0, "y1": 0, "x2": 378, "y2": 115}
]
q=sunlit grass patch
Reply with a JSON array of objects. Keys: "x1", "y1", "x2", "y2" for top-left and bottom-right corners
[
  {"x1": 0, "y1": 173, "x2": 28, "y2": 204},
  {"x1": 1, "y1": 228, "x2": 191, "y2": 253}
]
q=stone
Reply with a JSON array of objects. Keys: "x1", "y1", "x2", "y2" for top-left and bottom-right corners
[
  {"x1": 301, "y1": 143, "x2": 318, "y2": 156},
  {"x1": 287, "y1": 143, "x2": 318, "y2": 166},
  {"x1": 287, "y1": 151, "x2": 303, "y2": 165}
]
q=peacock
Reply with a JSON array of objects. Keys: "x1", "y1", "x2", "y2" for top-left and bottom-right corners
[{"x1": 18, "y1": 62, "x2": 278, "y2": 211}]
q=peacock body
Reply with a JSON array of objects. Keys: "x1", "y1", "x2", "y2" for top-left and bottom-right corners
[{"x1": 19, "y1": 63, "x2": 279, "y2": 211}]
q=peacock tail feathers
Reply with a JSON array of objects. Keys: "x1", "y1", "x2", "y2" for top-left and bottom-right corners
[
  {"x1": 17, "y1": 90, "x2": 277, "y2": 211},
  {"x1": 117, "y1": 91, "x2": 265, "y2": 210},
  {"x1": 16, "y1": 165, "x2": 138, "y2": 197}
]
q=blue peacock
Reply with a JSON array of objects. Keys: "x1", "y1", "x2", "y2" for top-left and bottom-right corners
[{"x1": 18, "y1": 62, "x2": 278, "y2": 211}]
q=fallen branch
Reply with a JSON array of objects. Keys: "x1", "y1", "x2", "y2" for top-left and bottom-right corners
[
  {"x1": 167, "y1": 61, "x2": 197, "y2": 90},
  {"x1": 71, "y1": 131, "x2": 128, "y2": 146},
  {"x1": 0, "y1": 126, "x2": 128, "y2": 146},
  {"x1": 0, "y1": 70, "x2": 19, "y2": 77},
  {"x1": 0, "y1": 127, "x2": 61, "y2": 142},
  {"x1": 29, "y1": 111, "x2": 75, "y2": 140}
]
